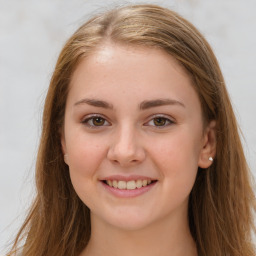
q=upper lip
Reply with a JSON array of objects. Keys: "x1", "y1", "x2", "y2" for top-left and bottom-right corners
[{"x1": 101, "y1": 175, "x2": 157, "y2": 181}]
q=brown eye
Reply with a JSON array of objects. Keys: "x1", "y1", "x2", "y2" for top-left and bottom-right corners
[
  {"x1": 92, "y1": 117, "x2": 105, "y2": 126},
  {"x1": 145, "y1": 116, "x2": 174, "y2": 128},
  {"x1": 153, "y1": 117, "x2": 167, "y2": 126},
  {"x1": 82, "y1": 115, "x2": 110, "y2": 128}
]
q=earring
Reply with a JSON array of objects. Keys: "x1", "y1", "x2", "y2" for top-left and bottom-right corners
[{"x1": 209, "y1": 156, "x2": 213, "y2": 161}]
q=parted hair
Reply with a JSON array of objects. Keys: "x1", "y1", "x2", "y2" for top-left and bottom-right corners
[{"x1": 8, "y1": 4, "x2": 256, "y2": 256}]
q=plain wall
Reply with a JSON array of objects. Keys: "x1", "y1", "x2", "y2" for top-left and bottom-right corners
[{"x1": 1, "y1": 0, "x2": 255, "y2": 253}]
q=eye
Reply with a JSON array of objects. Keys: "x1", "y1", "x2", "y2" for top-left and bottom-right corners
[
  {"x1": 82, "y1": 115, "x2": 110, "y2": 128},
  {"x1": 145, "y1": 116, "x2": 174, "y2": 128}
]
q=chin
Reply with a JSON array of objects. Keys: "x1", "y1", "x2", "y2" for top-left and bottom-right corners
[
  {"x1": 109, "y1": 218, "x2": 153, "y2": 231},
  {"x1": 97, "y1": 208, "x2": 158, "y2": 231}
]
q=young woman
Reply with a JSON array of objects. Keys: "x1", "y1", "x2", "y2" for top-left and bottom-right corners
[{"x1": 7, "y1": 4, "x2": 256, "y2": 256}]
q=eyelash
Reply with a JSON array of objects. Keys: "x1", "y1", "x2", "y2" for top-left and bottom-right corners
[
  {"x1": 81, "y1": 114, "x2": 174, "y2": 129},
  {"x1": 144, "y1": 115, "x2": 174, "y2": 128},
  {"x1": 81, "y1": 114, "x2": 110, "y2": 128}
]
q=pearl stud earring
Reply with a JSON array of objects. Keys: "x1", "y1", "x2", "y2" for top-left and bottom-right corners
[{"x1": 209, "y1": 156, "x2": 213, "y2": 161}]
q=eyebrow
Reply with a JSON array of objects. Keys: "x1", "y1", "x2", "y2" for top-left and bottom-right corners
[
  {"x1": 74, "y1": 98, "x2": 185, "y2": 110},
  {"x1": 74, "y1": 98, "x2": 114, "y2": 109},
  {"x1": 139, "y1": 99, "x2": 185, "y2": 110}
]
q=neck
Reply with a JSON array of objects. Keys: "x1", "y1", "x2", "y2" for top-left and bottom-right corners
[{"x1": 81, "y1": 211, "x2": 197, "y2": 256}]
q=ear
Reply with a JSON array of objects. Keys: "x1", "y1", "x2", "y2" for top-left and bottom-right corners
[
  {"x1": 60, "y1": 129, "x2": 69, "y2": 165},
  {"x1": 198, "y1": 120, "x2": 216, "y2": 169}
]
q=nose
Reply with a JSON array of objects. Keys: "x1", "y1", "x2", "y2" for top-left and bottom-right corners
[{"x1": 107, "y1": 125, "x2": 146, "y2": 167}]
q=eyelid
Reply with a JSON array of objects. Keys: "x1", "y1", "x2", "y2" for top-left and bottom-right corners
[
  {"x1": 80, "y1": 113, "x2": 175, "y2": 129},
  {"x1": 81, "y1": 114, "x2": 111, "y2": 128},
  {"x1": 144, "y1": 114, "x2": 175, "y2": 128}
]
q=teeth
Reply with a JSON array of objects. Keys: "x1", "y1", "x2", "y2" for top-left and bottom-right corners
[
  {"x1": 105, "y1": 179, "x2": 155, "y2": 190},
  {"x1": 112, "y1": 180, "x2": 118, "y2": 188},
  {"x1": 142, "y1": 180, "x2": 148, "y2": 187},
  {"x1": 136, "y1": 180, "x2": 142, "y2": 188},
  {"x1": 117, "y1": 181, "x2": 126, "y2": 189},
  {"x1": 127, "y1": 181, "x2": 136, "y2": 190}
]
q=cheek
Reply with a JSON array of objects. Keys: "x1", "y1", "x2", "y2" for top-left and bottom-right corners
[
  {"x1": 152, "y1": 132, "x2": 200, "y2": 169},
  {"x1": 66, "y1": 133, "x2": 107, "y2": 179},
  {"x1": 67, "y1": 136, "x2": 107, "y2": 207},
  {"x1": 148, "y1": 129, "x2": 201, "y2": 188}
]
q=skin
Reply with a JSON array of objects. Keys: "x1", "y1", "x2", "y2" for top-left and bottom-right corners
[{"x1": 61, "y1": 43, "x2": 216, "y2": 256}]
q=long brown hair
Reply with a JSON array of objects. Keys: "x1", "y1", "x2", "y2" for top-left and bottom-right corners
[{"x1": 8, "y1": 4, "x2": 256, "y2": 256}]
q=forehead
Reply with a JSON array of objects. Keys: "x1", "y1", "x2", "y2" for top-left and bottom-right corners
[
  {"x1": 70, "y1": 43, "x2": 190, "y2": 83},
  {"x1": 68, "y1": 44, "x2": 200, "y2": 111}
]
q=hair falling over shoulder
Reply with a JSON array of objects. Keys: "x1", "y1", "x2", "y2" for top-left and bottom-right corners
[{"x1": 7, "y1": 4, "x2": 256, "y2": 256}]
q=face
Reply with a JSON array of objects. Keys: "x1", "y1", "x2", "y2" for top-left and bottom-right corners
[{"x1": 61, "y1": 44, "x2": 215, "y2": 231}]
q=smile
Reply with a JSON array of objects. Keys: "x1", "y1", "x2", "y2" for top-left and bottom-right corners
[
  {"x1": 104, "y1": 179, "x2": 156, "y2": 190},
  {"x1": 101, "y1": 178, "x2": 158, "y2": 198}
]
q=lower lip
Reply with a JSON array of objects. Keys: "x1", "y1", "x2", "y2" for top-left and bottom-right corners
[{"x1": 101, "y1": 181, "x2": 157, "y2": 198}]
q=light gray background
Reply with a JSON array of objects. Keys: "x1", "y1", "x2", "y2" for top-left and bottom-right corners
[{"x1": 1, "y1": 0, "x2": 256, "y2": 253}]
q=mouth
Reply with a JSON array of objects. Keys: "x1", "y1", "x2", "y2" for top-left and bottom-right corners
[{"x1": 102, "y1": 179, "x2": 158, "y2": 190}]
